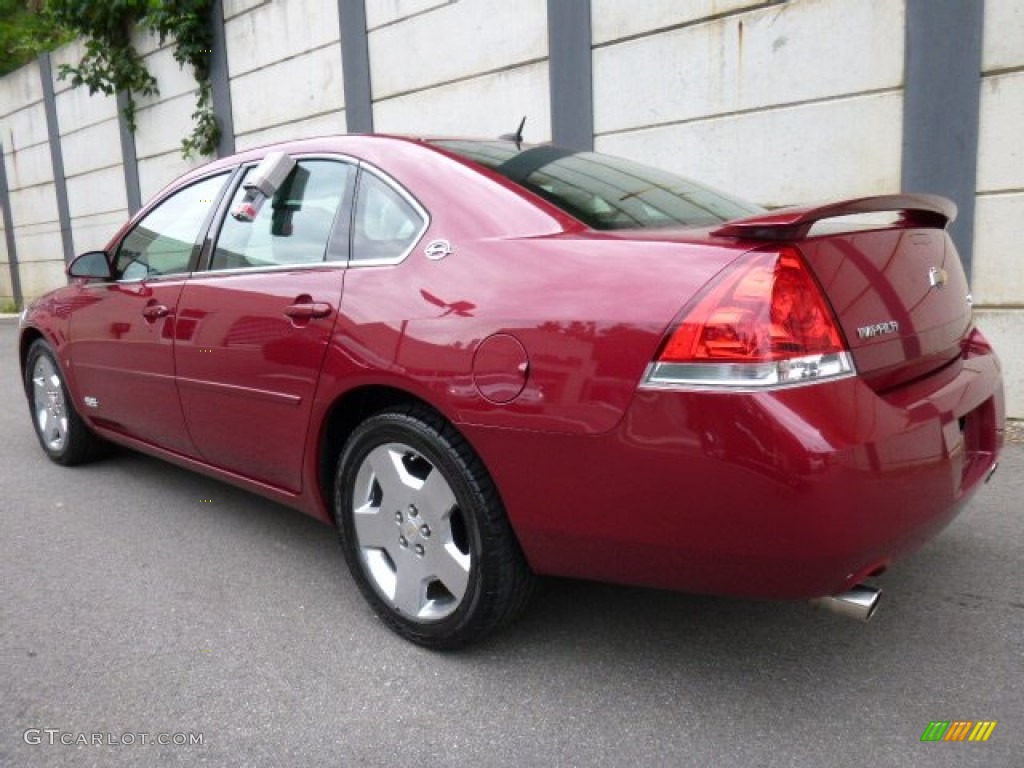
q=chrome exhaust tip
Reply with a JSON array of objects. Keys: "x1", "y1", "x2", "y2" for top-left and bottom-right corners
[{"x1": 810, "y1": 584, "x2": 882, "y2": 622}]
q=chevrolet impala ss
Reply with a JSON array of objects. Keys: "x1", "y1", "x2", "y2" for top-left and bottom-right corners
[{"x1": 19, "y1": 136, "x2": 1004, "y2": 647}]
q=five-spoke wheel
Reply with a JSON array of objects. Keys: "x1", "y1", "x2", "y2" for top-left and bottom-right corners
[
  {"x1": 24, "y1": 339, "x2": 107, "y2": 465},
  {"x1": 31, "y1": 353, "x2": 69, "y2": 453},
  {"x1": 351, "y1": 442, "x2": 471, "y2": 621},
  {"x1": 334, "y1": 406, "x2": 534, "y2": 648}
]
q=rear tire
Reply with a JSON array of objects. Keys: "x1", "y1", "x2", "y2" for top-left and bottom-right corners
[
  {"x1": 25, "y1": 339, "x2": 108, "y2": 466},
  {"x1": 334, "y1": 405, "x2": 534, "y2": 648}
]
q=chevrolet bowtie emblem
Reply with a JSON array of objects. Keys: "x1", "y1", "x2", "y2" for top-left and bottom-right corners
[{"x1": 928, "y1": 266, "x2": 949, "y2": 289}]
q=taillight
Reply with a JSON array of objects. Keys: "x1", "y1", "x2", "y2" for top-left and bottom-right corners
[{"x1": 643, "y1": 246, "x2": 855, "y2": 389}]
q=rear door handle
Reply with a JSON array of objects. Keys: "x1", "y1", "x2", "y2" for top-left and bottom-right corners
[
  {"x1": 142, "y1": 304, "x2": 169, "y2": 320},
  {"x1": 284, "y1": 302, "x2": 332, "y2": 320}
]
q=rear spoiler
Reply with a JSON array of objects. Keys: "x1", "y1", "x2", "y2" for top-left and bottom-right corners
[{"x1": 711, "y1": 194, "x2": 956, "y2": 240}]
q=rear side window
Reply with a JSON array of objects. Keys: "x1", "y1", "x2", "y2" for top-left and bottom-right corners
[
  {"x1": 433, "y1": 140, "x2": 761, "y2": 230},
  {"x1": 116, "y1": 173, "x2": 228, "y2": 280},
  {"x1": 351, "y1": 171, "x2": 426, "y2": 263},
  {"x1": 211, "y1": 159, "x2": 351, "y2": 270}
]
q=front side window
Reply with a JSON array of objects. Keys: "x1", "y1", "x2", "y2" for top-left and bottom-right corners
[
  {"x1": 115, "y1": 174, "x2": 228, "y2": 280},
  {"x1": 351, "y1": 171, "x2": 426, "y2": 263},
  {"x1": 211, "y1": 159, "x2": 351, "y2": 271}
]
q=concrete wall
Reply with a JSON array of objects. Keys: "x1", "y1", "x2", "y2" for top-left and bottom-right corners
[
  {"x1": 132, "y1": 30, "x2": 208, "y2": 202},
  {"x1": 368, "y1": 0, "x2": 551, "y2": 140},
  {"x1": 0, "y1": 60, "x2": 66, "y2": 300},
  {"x1": 51, "y1": 40, "x2": 130, "y2": 253},
  {"x1": 0, "y1": 0, "x2": 1021, "y2": 416},
  {"x1": 593, "y1": 0, "x2": 904, "y2": 206},
  {"x1": 225, "y1": 0, "x2": 346, "y2": 150},
  {"x1": 973, "y1": 0, "x2": 1024, "y2": 419}
]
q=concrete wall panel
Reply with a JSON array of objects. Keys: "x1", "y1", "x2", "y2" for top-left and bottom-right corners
[
  {"x1": 66, "y1": 167, "x2": 129, "y2": 219},
  {"x1": 70, "y1": 210, "x2": 130, "y2": 254},
  {"x1": 368, "y1": 0, "x2": 547, "y2": 99},
  {"x1": 366, "y1": 0, "x2": 451, "y2": 30},
  {"x1": 53, "y1": 84, "x2": 118, "y2": 134},
  {"x1": 972, "y1": 193, "x2": 1024, "y2": 307},
  {"x1": 3, "y1": 103, "x2": 50, "y2": 151},
  {"x1": 976, "y1": 72, "x2": 1024, "y2": 194},
  {"x1": 138, "y1": 45, "x2": 204, "y2": 103},
  {"x1": 137, "y1": 151, "x2": 207, "y2": 205},
  {"x1": 224, "y1": 0, "x2": 269, "y2": 20},
  {"x1": 60, "y1": 121, "x2": 123, "y2": 178},
  {"x1": 134, "y1": 92, "x2": 202, "y2": 159},
  {"x1": 234, "y1": 110, "x2": 347, "y2": 151},
  {"x1": 12, "y1": 221, "x2": 62, "y2": 262},
  {"x1": 8, "y1": 184, "x2": 59, "y2": 229},
  {"x1": 982, "y1": 0, "x2": 1024, "y2": 72},
  {"x1": 16, "y1": 258, "x2": 67, "y2": 298},
  {"x1": 975, "y1": 309, "x2": 1024, "y2": 418},
  {"x1": 597, "y1": 91, "x2": 902, "y2": 207},
  {"x1": 373, "y1": 61, "x2": 551, "y2": 140},
  {"x1": 4, "y1": 143, "x2": 52, "y2": 190},
  {"x1": 230, "y1": 44, "x2": 344, "y2": 137},
  {"x1": 594, "y1": 0, "x2": 903, "y2": 136},
  {"x1": 225, "y1": 0, "x2": 340, "y2": 77},
  {"x1": 0, "y1": 59, "x2": 42, "y2": 116},
  {"x1": 592, "y1": 0, "x2": 771, "y2": 45}
]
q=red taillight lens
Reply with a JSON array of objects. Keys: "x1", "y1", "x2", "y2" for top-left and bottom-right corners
[{"x1": 646, "y1": 246, "x2": 855, "y2": 389}]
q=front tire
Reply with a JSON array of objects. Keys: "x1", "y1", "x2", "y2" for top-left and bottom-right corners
[
  {"x1": 24, "y1": 339, "x2": 107, "y2": 466},
  {"x1": 334, "y1": 405, "x2": 534, "y2": 648}
]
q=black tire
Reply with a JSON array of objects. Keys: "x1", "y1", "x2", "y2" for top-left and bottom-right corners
[
  {"x1": 334, "y1": 405, "x2": 534, "y2": 649},
  {"x1": 24, "y1": 339, "x2": 108, "y2": 466}
]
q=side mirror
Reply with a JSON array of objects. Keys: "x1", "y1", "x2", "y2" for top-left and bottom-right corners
[{"x1": 68, "y1": 251, "x2": 113, "y2": 280}]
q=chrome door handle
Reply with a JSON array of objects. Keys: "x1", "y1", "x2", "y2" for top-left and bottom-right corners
[
  {"x1": 142, "y1": 304, "x2": 169, "y2": 320},
  {"x1": 284, "y1": 302, "x2": 332, "y2": 320}
]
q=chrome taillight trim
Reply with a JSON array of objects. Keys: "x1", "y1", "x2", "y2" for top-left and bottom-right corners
[{"x1": 639, "y1": 351, "x2": 856, "y2": 392}]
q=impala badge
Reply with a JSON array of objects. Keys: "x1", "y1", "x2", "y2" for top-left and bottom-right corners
[
  {"x1": 83, "y1": 396, "x2": 99, "y2": 408},
  {"x1": 857, "y1": 321, "x2": 899, "y2": 340},
  {"x1": 424, "y1": 239, "x2": 452, "y2": 260},
  {"x1": 928, "y1": 266, "x2": 948, "y2": 289}
]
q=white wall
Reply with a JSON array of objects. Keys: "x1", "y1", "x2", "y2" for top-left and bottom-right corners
[
  {"x1": 51, "y1": 39, "x2": 130, "y2": 252},
  {"x1": 593, "y1": 0, "x2": 904, "y2": 206},
  {"x1": 973, "y1": 0, "x2": 1024, "y2": 419},
  {"x1": 0, "y1": 60, "x2": 66, "y2": 300},
  {"x1": 0, "y1": 0, "x2": 1021, "y2": 417},
  {"x1": 225, "y1": 0, "x2": 346, "y2": 150},
  {"x1": 368, "y1": 0, "x2": 552, "y2": 140},
  {"x1": 131, "y1": 30, "x2": 209, "y2": 203}
]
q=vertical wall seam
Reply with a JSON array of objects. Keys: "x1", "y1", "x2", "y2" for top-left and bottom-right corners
[
  {"x1": 210, "y1": 0, "x2": 236, "y2": 157},
  {"x1": 901, "y1": 0, "x2": 984, "y2": 278},
  {"x1": 547, "y1": 0, "x2": 594, "y2": 150},
  {"x1": 338, "y1": 0, "x2": 374, "y2": 133},
  {"x1": 0, "y1": 142, "x2": 23, "y2": 307},
  {"x1": 38, "y1": 53, "x2": 75, "y2": 264},
  {"x1": 117, "y1": 91, "x2": 143, "y2": 214}
]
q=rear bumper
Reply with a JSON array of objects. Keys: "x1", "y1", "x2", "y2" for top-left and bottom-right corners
[{"x1": 471, "y1": 338, "x2": 1004, "y2": 599}]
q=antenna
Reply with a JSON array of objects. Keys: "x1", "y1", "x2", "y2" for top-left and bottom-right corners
[{"x1": 499, "y1": 116, "x2": 527, "y2": 149}]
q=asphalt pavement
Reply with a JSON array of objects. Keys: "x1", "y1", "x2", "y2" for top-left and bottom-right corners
[{"x1": 2, "y1": 319, "x2": 1021, "y2": 768}]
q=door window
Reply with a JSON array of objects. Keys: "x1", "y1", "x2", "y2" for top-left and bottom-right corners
[
  {"x1": 115, "y1": 173, "x2": 228, "y2": 280},
  {"x1": 211, "y1": 160, "x2": 351, "y2": 270}
]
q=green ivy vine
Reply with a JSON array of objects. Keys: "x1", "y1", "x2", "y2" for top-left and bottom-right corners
[{"x1": 50, "y1": 0, "x2": 220, "y2": 158}]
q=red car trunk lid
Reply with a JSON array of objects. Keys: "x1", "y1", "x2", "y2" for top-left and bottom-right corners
[{"x1": 713, "y1": 195, "x2": 973, "y2": 391}]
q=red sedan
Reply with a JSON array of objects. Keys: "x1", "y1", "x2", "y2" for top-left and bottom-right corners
[{"x1": 19, "y1": 136, "x2": 1004, "y2": 647}]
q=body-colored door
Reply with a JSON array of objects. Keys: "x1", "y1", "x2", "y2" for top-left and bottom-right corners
[
  {"x1": 174, "y1": 158, "x2": 353, "y2": 491},
  {"x1": 67, "y1": 173, "x2": 229, "y2": 453}
]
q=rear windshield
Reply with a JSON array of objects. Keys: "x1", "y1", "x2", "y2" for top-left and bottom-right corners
[{"x1": 433, "y1": 140, "x2": 762, "y2": 230}]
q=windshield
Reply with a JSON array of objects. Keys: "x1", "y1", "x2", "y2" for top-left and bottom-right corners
[{"x1": 433, "y1": 140, "x2": 762, "y2": 230}]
